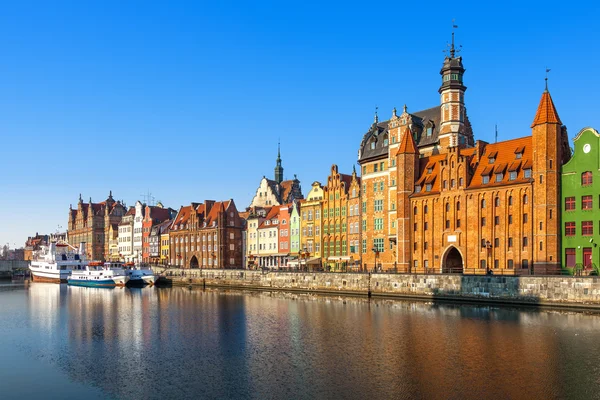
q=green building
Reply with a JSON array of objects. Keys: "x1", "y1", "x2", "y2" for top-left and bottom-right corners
[{"x1": 561, "y1": 127, "x2": 600, "y2": 272}]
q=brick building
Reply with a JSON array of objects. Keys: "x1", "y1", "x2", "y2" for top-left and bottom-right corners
[
  {"x1": 357, "y1": 41, "x2": 568, "y2": 274},
  {"x1": 299, "y1": 182, "x2": 323, "y2": 269},
  {"x1": 142, "y1": 203, "x2": 175, "y2": 264},
  {"x1": 68, "y1": 192, "x2": 126, "y2": 261},
  {"x1": 169, "y1": 200, "x2": 243, "y2": 269},
  {"x1": 322, "y1": 165, "x2": 354, "y2": 271}
]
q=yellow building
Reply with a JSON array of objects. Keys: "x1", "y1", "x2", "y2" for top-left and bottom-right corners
[
  {"x1": 299, "y1": 182, "x2": 323, "y2": 270},
  {"x1": 322, "y1": 165, "x2": 355, "y2": 271},
  {"x1": 160, "y1": 224, "x2": 170, "y2": 266}
]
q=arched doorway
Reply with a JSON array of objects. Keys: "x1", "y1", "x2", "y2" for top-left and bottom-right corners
[
  {"x1": 442, "y1": 246, "x2": 463, "y2": 274},
  {"x1": 190, "y1": 255, "x2": 199, "y2": 269}
]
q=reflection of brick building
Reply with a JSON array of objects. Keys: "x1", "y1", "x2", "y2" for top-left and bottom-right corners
[
  {"x1": 169, "y1": 200, "x2": 243, "y2": 269},
  {"x1": 358, "y1": 42, "x2": 568, "y2": 274},
  {"x1": 67, "y1": 192, "x2": 126, "y2": 261}
]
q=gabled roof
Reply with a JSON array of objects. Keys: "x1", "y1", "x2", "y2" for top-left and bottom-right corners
[
  {"x1": 531, "y1": 90, "x2": 562, "y2": 127},
  {"x1": 258, "y1": 206, "x2": 280, "y2": 229}
]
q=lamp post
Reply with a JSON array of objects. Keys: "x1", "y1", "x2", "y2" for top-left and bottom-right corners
[
  {"x1": 484, "y1": 240, "x2": 492, "y2": 275},
  {"x1": 372, "y1": 247, "x2": 380, "y2": 273}
]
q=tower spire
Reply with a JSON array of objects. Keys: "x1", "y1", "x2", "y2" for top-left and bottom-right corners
[
  {"x1": 374, "y1": 106, "x2": 379, "y2": 124},
  {"x1": 545, "y1": 67, "x2": 551, "y2": 92},
  {"x1": 274, "y1": 140, "x2": 284, "y2": 184}
]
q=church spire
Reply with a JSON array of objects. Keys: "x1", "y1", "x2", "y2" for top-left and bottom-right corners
[{"x1": 274, "y1": 141, "x2": 284, "y2": 184}]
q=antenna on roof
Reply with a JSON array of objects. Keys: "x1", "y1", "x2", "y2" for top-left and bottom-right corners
[
  {"x1": 495, "y1": 124, "x2": 498, "y2": 143},
  {"x1": 140, "y1": 190, "x2": 155, "y2": 206}
]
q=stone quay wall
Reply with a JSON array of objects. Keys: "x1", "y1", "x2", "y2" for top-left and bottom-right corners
[
  {"x1": 0, "y1": 260, "x2": 30, "y2": 277},
  {"x1": 154, "y1": 268, "x2": 600, "y2": 309}
]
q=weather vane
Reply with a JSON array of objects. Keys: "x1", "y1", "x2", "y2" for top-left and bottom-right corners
[
  {"x1": 545, "y1": 67, "x2": 551, "y2": 90},
  {"x1": 444, "y1": 19, "x2": 462, "y2": 57}
]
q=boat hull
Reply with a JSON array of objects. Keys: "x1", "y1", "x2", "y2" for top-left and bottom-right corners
[
  {"x1": 68, "y1": 279, "x2": 116, "y2": 288},
  {"x1": 112, "y1": 275, "x2": 130, "y2": 287},
  {"x1": 30, "y1": 271, "x2": 69, "y2": 283}
]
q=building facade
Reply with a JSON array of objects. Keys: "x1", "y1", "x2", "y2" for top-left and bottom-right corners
[
  {"x1": 299, "y1": 182, "x2": 323, "y2": 269},
  {"x1": 357, "y1": 44, "x2": 568, "y2": 274},
  {"x1": 347, "y1": 168, "x2": 362, "y2": 269},
  {"x1": 159, "y1": 221, "x2": 171, "y2": 265},
  {"x1": 322, "y1": 165, "x2": 353, "y2": 271},
  {"x1": 561, "y1": 127, "x2": 600, "y2": 272},
  {"x1": 249, "y1": 147, "x2": 303, "y2": 208},
  {"x1": 169, "y1": 200, "x2": 243, "y2": 269},
  {"x1": 142, "y1": 203, "x2": 175, "y2": 264},
  {"x1": 68, "y1": 192, "x2": 126, "y2": 261},
  {"x1": 118, "y1": 207, "x2": 135, "y2": 262},
  {"x1": 245, "y1": 207, "x2": 269, "y2": 269}
]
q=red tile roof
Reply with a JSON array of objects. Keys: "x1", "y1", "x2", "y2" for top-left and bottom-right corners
[
  {"x1": 398, "y1": 127, "x2": 417, "y2": 154},
  {"x1": 531, "y1": 90, "x2": 562, "y2": 127}
]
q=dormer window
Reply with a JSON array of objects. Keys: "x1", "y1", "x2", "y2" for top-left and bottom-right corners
[
  {"x1": 427, "y1": 167, "x2": 433, "y2": 174},
  {"x1": 265, "y1": 221, "x2": 270, "y2": 225},
  {"x1": 370, "y1": 141, "x2": 376, "y2": 150},
  {"x1": 524, "y1": 168, "x2": 532, "y2": 179},
  {"x1": 383, "y1": 137, "x2": 389, "y2": 146},
  {"x1": 515, "y1": 146, "x2": 524, "y2": 159},
  {"x1": 495, "y1": 172, "x2": 503, "y2": 182},
  {"x1": 415, "y1": 185, "x2": 422, "y2": 193},
  {"x1": 425, "y1": 183, "x2": 432, "y2": 192},
  {"x1": 482, "y1": 175, "x2": 490, "y2": 184},
  {"x1": 426, "y1": 126, "x2": 433, "y2": 137},
  {"x1": 487, "y1": 151, "x2": 497, "y2": 164}
]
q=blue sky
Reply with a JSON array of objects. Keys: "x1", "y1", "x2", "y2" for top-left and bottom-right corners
[{"x1": 1, "y1": 1, "x2": 599, "y2": 247}]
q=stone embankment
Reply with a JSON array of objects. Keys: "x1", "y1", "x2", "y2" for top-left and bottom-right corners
[{"x1": 153, "y1": 267, "x2": 600, "y2": 310}]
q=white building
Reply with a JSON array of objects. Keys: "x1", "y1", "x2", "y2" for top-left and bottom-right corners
[
  {"x1": 133, "y1": 201, "x2": 145, "y2": 263},
  {"x1": 118, "y1": 207, "x2": 135, "y2": 262}
]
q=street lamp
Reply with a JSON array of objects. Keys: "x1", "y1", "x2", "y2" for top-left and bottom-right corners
[
  {"x1": 483, "y1": 240, "x2": 492, "y2": 275},
  {"x1": 372, "y1": 247, "x2": 380, "y2": 273}
]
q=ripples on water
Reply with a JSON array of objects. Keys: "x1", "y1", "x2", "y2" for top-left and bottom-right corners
[{"x1": 1, "y1": 281, "x2": 600, "y2": 399}]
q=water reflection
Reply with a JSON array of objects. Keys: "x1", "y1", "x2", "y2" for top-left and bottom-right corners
[{"x1": 14, "y1": 283, "x2": 600, "y2": 399}]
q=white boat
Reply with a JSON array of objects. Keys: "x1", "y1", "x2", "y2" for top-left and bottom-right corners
[
  {"x1": 29, "y1": 242, "x2": 85, "y2": 283},
  {"x1": 68, "y1": 261, "x2": 130, "y2": 287},
  {"x1": 124, "y1": 262, "x2": 157, "y2": 286}
]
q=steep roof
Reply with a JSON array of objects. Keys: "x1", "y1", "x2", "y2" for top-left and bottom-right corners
[
  {"x1": 531, "y1": 90, "x2": 562, "y2": 127},
  {"x1": 258, "y1": 206, "x2": 280, "y2": 229},
  {"x1": 398, "y1": 127, "x2": 418, "y2": 154}
]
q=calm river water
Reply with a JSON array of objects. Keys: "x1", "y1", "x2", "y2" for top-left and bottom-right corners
[{"x1": 1, "y1": 281, "x2": 600, "y2": 399}]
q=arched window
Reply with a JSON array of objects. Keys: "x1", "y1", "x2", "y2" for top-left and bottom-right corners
[
  {"x1": 495, "y1": 197, "x2": 500, "y2": 207},
  {"x1": 481, "y1": 199, "x2": 486, "y2": 208},
  {"x1": 523, "y1": 194, "x2": 529, "y2": 204},
  {"x1": 456, "y1": 201, "x2": 461, "y2": 211},
  {"x1": 508, "y1": 196, "x2": 513, "y2": 206},
  {"x1": 414, "y1": 206, "x2": 418, "y2": 215},
  {"x1": 424, "y1": 205, "x2": 428, "y2": 214},
  {"x1": 582, "y1": 171, "x2": 593, "y2": 185},
  {"x1": 445, "y1": 203, "x2": 450, "y2": 212}
]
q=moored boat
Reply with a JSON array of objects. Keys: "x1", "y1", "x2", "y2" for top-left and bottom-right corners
[
  {"x1": 124, "y1": 262, "x2": 157, "y2": 286},
  {"x1": 68, "y1": 261, "x2": 130, "y2": 288},
  {"x1": 29, "y1": 242, "x2": 85, "y2": 283}
]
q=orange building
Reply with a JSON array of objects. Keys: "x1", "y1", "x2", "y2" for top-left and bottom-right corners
[{"x1": 358, "y1": 41, "x2": 568, "y2": 274}]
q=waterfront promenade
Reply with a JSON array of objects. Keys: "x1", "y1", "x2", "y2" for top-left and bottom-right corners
[{"x1": 153, "y1": 267, "x2": 600, "y2": 310}]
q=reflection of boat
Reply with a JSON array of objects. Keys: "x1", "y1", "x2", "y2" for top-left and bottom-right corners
[
  {"x1": 68, "y1": 261, "x2": 129, "y2": 287},
  {"x1": 123, "y1": 262, "x2": 157, "y2": 286},
  {"x1": 29, "y1": 242, "x2": 85, "y2": 283}
]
